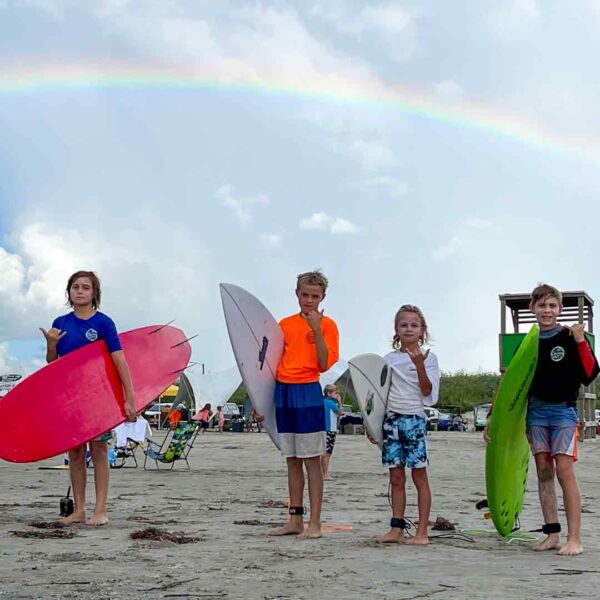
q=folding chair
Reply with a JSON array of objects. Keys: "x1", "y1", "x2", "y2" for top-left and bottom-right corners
[
  {"x1": 143, "y1": 422, "x2": 199, "y2": 470},
  {"x1": 110, "y1": 437, "x2": 140, "y2": 468}
]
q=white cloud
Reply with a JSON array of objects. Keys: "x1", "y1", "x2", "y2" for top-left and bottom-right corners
[
  {"x1": 259, "y1": 233, "x2": 283, "y2": 248},
  {"x1": 365, "y1": 176, "x2": 408, "y2": 198},
  {"x1": 348, "y1": 138, "x2": 399, "y2": 171},
  {"x1": 216, "y1": 184, "x2": 269, "y2": 226},
  {"x1": 431, "y1": 217, "x2": 494, "y2": 261},
  {"x1": 434, "y1": 80, "x2": 464, "y2": 103},
  {"x1": 299, "y1": 212, "x2": 358, "y2": 235}
]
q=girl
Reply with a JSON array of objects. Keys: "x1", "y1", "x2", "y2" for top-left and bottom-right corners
[
  {"x1": 377, "y1": 305, "x2": 439, "y2": 545},
  {"x1": 216, "y1": 406, "x2": 225, "y2": 433},
  {"x1": 193, "y1": 403, "x2": 213, "y2": 433},
  {"x1": 40, "y1": 271, "x2": 136, "y2": 526}
]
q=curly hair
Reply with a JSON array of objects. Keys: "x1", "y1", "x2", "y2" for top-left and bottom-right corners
[{"x1": 392, "y1": 304, "x2": 430, "y2": 349}]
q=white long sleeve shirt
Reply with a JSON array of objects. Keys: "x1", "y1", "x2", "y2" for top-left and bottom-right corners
[{"x1": 384, "y1": 349, "x2": 440, "y2": 418}]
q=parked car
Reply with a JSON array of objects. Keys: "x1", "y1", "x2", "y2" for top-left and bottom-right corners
[
  {"x1": 437, "y1": 407, "x2": 467, "y2": 431},
  {"x1": 473, "y1": 403, "x2": 492, "y2": 432},
  {"x1": 340, "y1": 403, "x2": 364, "y2": 430},
  {"x1": 212, "y1": 402, "x2": 243, "y2": 430},
  {"x1": 424, "y1": 407, "x2": 440, "y2": 430}
]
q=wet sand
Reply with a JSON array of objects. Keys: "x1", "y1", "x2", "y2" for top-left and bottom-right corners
[{"x1": 1, "y1": 430, "x2": 599, "y2": 599}]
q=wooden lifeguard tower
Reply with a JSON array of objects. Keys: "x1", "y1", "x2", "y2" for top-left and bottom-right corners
[{"x1": 499, "y1": 291, "x2": 597, "y2": 440}]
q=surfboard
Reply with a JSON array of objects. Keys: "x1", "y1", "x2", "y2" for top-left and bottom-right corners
[
  {"x1": 220, "y1": 283, "x2": 283, "y2": 449},
  {"x1": 0, "y1": 325, "x2": 191, "y2": 463},
  {"x1": 348, "y1": 354, "x2": 391, "y2": 447},
  {"x1": 486, "y1": 325, "x2": 539, "y2": 537}
]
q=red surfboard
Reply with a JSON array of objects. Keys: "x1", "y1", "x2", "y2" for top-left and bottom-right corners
[{"x1": 0, "y1": 325, "x2": 191, "y2": 463}]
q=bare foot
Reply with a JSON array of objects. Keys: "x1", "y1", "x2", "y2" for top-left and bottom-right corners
[
  {"x1": 558, "y1": 539, "x2": 583, "y2": 556},
  {"x1": 297, "y1": 523, "x2": 322, "y2": 539},
  {"x1": 60, "y1": 511, "x2": 86, "y2": 526},
  {"x1": 323, "y1": 475, "x2": 336, "y2": 481},
  {"x1": 86, "y1": 512, "x2": 108, "y2": 526},
  {"x1": 533, "y1": 534, "x2": 560, "y2": 552},
  {"x1": 404, "y1": 535, "x2": 429, "y2": 545},
  {"x1": 376, "y1": 528, "x2": 404, "y2": 543},
  {"x1": 267, "y1": 521, "x2": 304, "y2": 536}
]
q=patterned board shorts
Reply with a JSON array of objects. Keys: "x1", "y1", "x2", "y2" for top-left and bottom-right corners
[
  {"x1": 526, "y1": 403, "x2": 579, "y2": 459},
  {"x1": 93, "y1": 431, "x2": 113, "y2": 443},
  {"x1": 382, "y1": 412, "x2": 428, "y2": 469},
  {"x1": 325, "y1": 431, "x2": 337, "y2": 455}
]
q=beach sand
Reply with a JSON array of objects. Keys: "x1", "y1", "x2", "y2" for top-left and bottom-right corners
[{"x1": 1, "y1": 430, "x2": 599, "y2": 599}]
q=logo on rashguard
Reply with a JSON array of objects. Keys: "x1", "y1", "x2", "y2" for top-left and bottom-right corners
[
  {"x1": 550, "y1": 346, "x2": 565, "y2": 362},
  {"x1": 86, "y1": 328, "x2": 99, "y2": 342}
]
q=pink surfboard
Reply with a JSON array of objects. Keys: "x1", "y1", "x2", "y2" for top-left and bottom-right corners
[{"x1": 0, "y1": 325, "x2": 191, "y2": 463}]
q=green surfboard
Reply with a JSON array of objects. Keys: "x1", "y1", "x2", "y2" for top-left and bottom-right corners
[{"x1": 486, "y1": 325, "x2": 539, "y2": 536}]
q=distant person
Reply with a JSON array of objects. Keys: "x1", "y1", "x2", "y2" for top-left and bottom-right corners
[
  {"x1": 254, "y1": 270, "x2": 339, "y2": 539},
  {"x1": 484, "y1": 284, "x2": 599, "y2": 556},
  {"x1": 40, "y1": 270, "x2": 136, "y2": 526},
  {"x1": 216, "y1": 406, "x2": 225, "y2": 433},
  {"x1": 192, "y1": 403, "x2": 213, "y2": 434},
  {"x1": 369, "y1": 304, "x2": 439, "y2": 545},
  {"x1": 168, "y1": 405, "x2": 182, "y2": 429},
  {"x1": 178, "y1": 403, "x2": 190, "y2": 422},
  {"x1": 321, "y1": 384, "x2": 343, "y2": 480}
]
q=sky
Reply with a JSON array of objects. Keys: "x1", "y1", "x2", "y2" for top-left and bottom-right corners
[{"x1": 1, "y1": 0, "x2": 600, "y2": 378}]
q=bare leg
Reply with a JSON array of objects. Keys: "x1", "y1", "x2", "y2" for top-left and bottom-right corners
[
  {"x1": 405, "y1": 467, "x2": 430, "y2": 545},
  {"x1": 61, "y1": 445, "x2": 87, "y2": 525},
  {"x1": 267, "y1": 457, "x2": 305, "y2": 536},
  {"x1": 87, "y1": 441, "x2": 109, "y2": 525},
  {"x1": 377, "y1": 467, "x2": 406, "y2": 543},
  {"x1": 321, "y1": 453, "x2": 334, "y2": 480},
  {"x1": 532, "y1": 452, "x2": 560, "y2": 551},
  {"x1": 555, "y1": 454, "x2": 582, "y2": 556},
  {"x1": 298, "y1": 456, "x2": 323, "y2": 539}
]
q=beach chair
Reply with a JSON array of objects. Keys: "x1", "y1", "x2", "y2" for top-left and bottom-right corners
[
  {"x1": 143, "y1": 422, "x2": 199, "y2": 470},
  {"x1": 110, "y1": 437, "x2": 140, "y2": 469}
]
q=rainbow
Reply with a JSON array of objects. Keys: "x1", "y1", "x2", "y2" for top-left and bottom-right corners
[{"x1": 1, "y1": 60, "x2": 599, "y2": 164}]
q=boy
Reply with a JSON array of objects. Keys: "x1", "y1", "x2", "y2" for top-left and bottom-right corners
[
  {"x1": 265, "y1": 270, "x2": 339, "y2": 539},
  {"x1": 487, "y1": 284, "x2": 598, "y2": 555},
  {"x1": 321, "y1": 384, "x2": 344, "y2": 480}
]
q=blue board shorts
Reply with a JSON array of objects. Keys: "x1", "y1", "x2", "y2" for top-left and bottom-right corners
[
  {"x1": 526, "y1": 401, "x2": 579, "y2": 459},
  {"x1": 382, "y1": 412, "x2": 428, "y2": 469},
  {"x1": 275, "y1": 381, "x2": 326, "y2": 459}
]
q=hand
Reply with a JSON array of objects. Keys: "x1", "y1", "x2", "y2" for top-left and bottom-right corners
[
  {"x1": 406, "y1": 347, "x2": 428, "y2": 367},
  {"x1": 252, "y1": 408, "x2": 265, "y2": 423},
  {"x1": 124, "y1": 395, "x2": 137, "y2": 421},
  {"x1": 39, "y1": 327, "x2": 67, "y2": 346},
  {"x1": 302, "y1": 309, "x2": 324, "y2": 332},
  {"x1": 570, "y1": 323, "x2": 586, "y2": 343},
  {"x1": 365, "y1": 431, "x2": 379, "y2": 445}
]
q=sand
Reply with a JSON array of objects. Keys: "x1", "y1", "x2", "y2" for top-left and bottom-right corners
[{"x1": 1, "y1": 430, "x2": 599, "y2": 600}]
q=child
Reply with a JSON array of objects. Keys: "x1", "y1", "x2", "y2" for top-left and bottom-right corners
[
  {"x1": 321, "y1": 384, "x2": 344, "y2": 480},
  {"x1": 376, "y1": 305, "x2": 439, "y2": 545},
  {"x1": 40, "y1": 271, "x2": 136, "y2": 526},
  {"x1": 216, "y1": 406, "x2": 225, "y2": 433},
  {"x1": 259, "y1": 270, "x2": 339, "y2": 539},
  {"x1": 193, "y1": 403, "x2": 213, "y2": 433},
  {"x1": 168, "y1": 405, "x2": 182, "y2": 429},
  {"x1": 486, "y1": 284, "x2": 599, "y2": 556}
]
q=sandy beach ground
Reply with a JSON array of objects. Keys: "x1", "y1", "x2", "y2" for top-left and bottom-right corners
[{"x1": 1, "y1": 430, "x2": 599, "y2": 600}]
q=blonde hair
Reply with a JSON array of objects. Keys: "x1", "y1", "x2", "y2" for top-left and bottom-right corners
[
  {"x1": 530, "y1": 283, "x2": 562, "y2": 307},
  {"x1": 323, "y1": 384, "x2": 338, "y2": 396},
  {"x1": 392, "y1": 304, "x2": 430, "y2": 349},
  {"x1": 296, "y1": 269, "x2": 329, "y2": 293}
]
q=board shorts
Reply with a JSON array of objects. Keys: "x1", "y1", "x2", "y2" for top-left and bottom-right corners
[
  {"x1": 93, "y1": 431, "x2": 113, "y2": 443},
  {"x1": 526, "y1": 401, "x2": 579, "y2": 460},
  {"x1": 275, "y1": 381, "x2": 326, "y2": 459},
  {"x1": 382, "y1": 412, "x2": 428, "y2": 469},
  {"x1": 325, "y1": 431, "x2": 337, "y2": 455}
]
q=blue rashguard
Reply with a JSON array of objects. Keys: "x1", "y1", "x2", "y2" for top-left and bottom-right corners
[
  {"x1": 52, "y1": 311, "x2": 122, "y2": 357},
  {"x1": 323, "y1": 398, "x2": 339, "y2": 433}
]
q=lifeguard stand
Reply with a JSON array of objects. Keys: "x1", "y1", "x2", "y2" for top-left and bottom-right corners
[{"x1": 499, "y1": 291, "x2": 597, "y2": 440}]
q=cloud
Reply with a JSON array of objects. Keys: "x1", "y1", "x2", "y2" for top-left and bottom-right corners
[
  {"x1": 365, "y1": 176, "x2": 408, "y2": 197},
  {"x1": 347, "y1": 138, "x2": 400, "y2": 171},
  {"x1": 431, "y1": 218, "x2": 494, "y2": 261},
  {"x1": 434, "y1": 80, "x2": 464, "y2": 103},
  {"x1": 299, "y1": 212, "x2": 358, "y2": 234},
  {"x1": 259, "y1": 233, "x2": 283, "y2": 248},
  {"x1": 216, "y1": 184, "x2": 269, "y2": 226}
]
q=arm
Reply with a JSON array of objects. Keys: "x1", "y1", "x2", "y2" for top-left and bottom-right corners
[
  {"x1": 111, "y1": 350, "x2": 136, "y2": 420},
  {"x1": 304, "y1": 314, "x2": 339, "y2": 373},
  {"x1": 407, "y1": 349, "x2": 437, "y2": 400},
  {"x1": 571, "y1": 325, "x2": 600, "y2": 384}
]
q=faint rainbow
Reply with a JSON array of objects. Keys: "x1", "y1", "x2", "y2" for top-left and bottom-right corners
[{"x1": 1, "y1": 61, "x2": 598, "y2": 164}]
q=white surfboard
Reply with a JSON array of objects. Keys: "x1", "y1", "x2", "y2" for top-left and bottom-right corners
[
  {"x1": 220, "y1": 283, "x2": 283, "y2": 449},
  {"x1": 348, "y1": 354, "x2": 391, "y2": 448}
]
